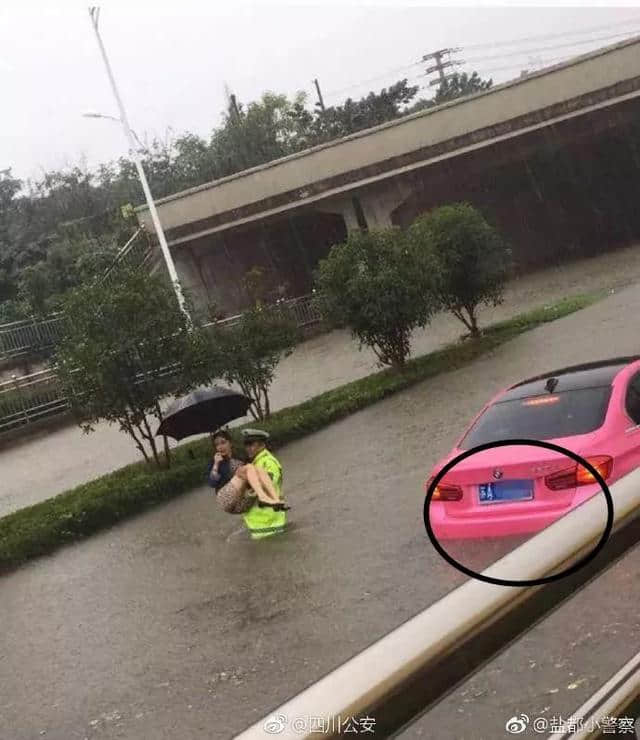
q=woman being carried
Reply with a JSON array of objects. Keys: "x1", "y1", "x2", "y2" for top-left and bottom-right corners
[{"x1": 208, "y1": 429, "x2": 289, "y2": 515}]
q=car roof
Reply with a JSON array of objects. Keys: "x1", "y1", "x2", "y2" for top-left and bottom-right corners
[{"x1": 500, "y1": 356, "x2": 640, "y2": 402}]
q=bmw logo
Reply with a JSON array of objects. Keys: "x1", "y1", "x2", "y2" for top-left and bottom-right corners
[{"x1": 493, "y1": 469, "x2": 504, "y2": 480}]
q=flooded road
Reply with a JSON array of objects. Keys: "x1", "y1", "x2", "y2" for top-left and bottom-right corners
[
  {"x1": 1, "y1": 282, "x2": 640, "y2": 739},
  {"x1": 3, "y1": 245, "x2": 640, "y2": 517}
]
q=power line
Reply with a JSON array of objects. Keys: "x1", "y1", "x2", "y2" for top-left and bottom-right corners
[
  {"x1": 469, "y1": 54, "x2": 576, "y2": 78},
  {"x1": 324, "y1": 47, "x2": 460, "y2": 100},
  {"x1": 460, "y1": 15, "x2": 640, "y2": 51},
  {"x1": 409, "y1": 32, "x2": 637, "y2": 98},
  {"x1": 323, "y1": 60, "x2": 421, "y2": 99},
  {"x1": 317, "y1": 25, "x2": 640, "y2": 105},
  {"x1": 415, "y1": 52, "x2": 563, "y2": 82},
  {"x1": 406, "y1": 48, "x2": 610, "y2": 99},
  {"x1": 464, "y1": 28, "x2": 640, "y2": 65},
  {"x1": 427, "y1": 31, "x2": 639, "y2": 84}
]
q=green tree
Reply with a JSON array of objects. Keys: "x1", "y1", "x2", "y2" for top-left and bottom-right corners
[
  {"x1": 0, "y1": 297, "x2": 30, "y2": 323},
  {"x1": 172, "y1": 132, "x2": 219, "y2": 189},
  {"x1": 0, "y1": 170, "x2": 21, "y2": 239},
  {"x1": 210, "y1": 91, "x2": 309, "y2": 176},
  {"x1": 434, "y1": 71, "x2": 493, "y2": 105},
  {"x1": 315, "y1": 228, "x2": 439, "y2": 369},
  {"x1": 0, "y1": 79, "x2": 430, "y2": 323},
  {"x1": 0, "y1": 170, "x2": 23, "y2": 303},
  {"x1": 18, "y1": 263, "x2": 51, "y2": 316},
  {"x1": 409, "y1": 203, "x2": 511, "y2": 337},
  {"x1": 56, "y1": 265, "x2": 212, "y2": 467},
  {"x1": 292, "y1": 80, "x2": 420, "y2": 146},
  {"x1": 0, "y1": 75, "x2": 494, "y2": 324},
  {"x1": 209, "y1": 306, "x2": 300, "y2": 420},
  {"x1": 15, "y1": 235, "x2": 118, "y2": 317},
  {"x1": 0, "y1": 269, "x2": 13, "y2": 307},
  {"x1": 0, "y1": 162, "x2": 137, "y2": 319},
  {"x1": 406, "y1": 71, "x2": 493, "y2": 113}
]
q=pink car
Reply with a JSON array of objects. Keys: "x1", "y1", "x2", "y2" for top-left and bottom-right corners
[{"x1": 426, "y1": 357, "x2": 640, "y2": 540}]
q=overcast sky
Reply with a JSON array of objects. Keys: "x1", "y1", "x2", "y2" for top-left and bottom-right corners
[{"x1": 2, "y1": 1, "x2": 640, "y2": 181}]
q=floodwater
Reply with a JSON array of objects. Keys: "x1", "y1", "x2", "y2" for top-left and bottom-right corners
[
  {"x1": 1, "y1": 282, "x2": 639, "y2": 739},
  {"x1": 3, "y1": 245, "x2": 640, "y2": 517}
]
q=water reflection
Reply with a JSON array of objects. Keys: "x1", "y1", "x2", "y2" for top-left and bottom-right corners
[{"x1": 443, "y1": 534, "x2": 531, "y2": 574}]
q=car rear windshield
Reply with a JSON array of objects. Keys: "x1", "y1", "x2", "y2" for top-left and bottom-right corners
[{"x1": 459, "y1": 386, "x2": 612, "y2": 450}]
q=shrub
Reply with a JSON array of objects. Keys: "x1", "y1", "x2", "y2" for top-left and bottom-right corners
[
  {"x1": 209, "y1": 304, "x2": 300, "y2": 420},
  {"x1": 410, "y1": 203, "x2": 511, "y2": 337},
  {"x1": 315, "y1": 227, "x2": 438, "y2": 368}
]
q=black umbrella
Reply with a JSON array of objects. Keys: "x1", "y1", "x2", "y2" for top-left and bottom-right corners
[{"x1": 156, "y1": 386, "x2": 251, "y2": 441}]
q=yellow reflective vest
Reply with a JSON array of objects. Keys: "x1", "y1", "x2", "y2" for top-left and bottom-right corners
[{"x1": 242, "y1": 448, "x2": 287, "y2": 539}]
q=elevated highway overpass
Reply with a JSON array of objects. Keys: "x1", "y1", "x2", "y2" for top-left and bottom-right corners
[{"x1": 137, "y1": 37, "x2": 640, "y2": 315}]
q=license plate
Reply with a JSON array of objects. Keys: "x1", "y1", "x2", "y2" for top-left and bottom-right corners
[{"x1": 478, "y1": 479, "x2": 534, "y2": 504}]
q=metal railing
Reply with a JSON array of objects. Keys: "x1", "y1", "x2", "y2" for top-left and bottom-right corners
[
  {"x1": 550, "y1": 650, "x2": 640, "y2": 739},
  {"x1": 282, "y1": 293, "x2": 325, "y2": 327},
  {"x1": 0, "y1": 284, "x2": 323, "y2": 365},
  {"x1": 0, "y1": 360, "x2": 188, "y2": 438},
  {"x1": 201, "y1": 292, "x2": 325, "y2": 331},
  {"x1": 234, "y1": 467, "x2": 640, "y2": 739},
  {"x1": 0, "y1": 293, "x2": 326, "y2": 437},
  {"x1": 0, "y1": 368, "x2": 69, "y2": 435},
  {"x1": 0, "y1": 313, "x2": 66, "y2": 361},
  {"x1": 101, "y1": 227, "x2": 152, "y2": 285}
]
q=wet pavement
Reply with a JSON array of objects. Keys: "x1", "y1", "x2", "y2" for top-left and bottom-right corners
[
  {"x1": 1, "y1": 280, "x2": 640, "y2": 739},
  {"x1": 3, "y1": 244, "x2": 640, "y2": 517}
]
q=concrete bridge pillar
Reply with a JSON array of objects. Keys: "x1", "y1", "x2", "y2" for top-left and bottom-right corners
[{"x1": 315, "y1": 180, "x2": 414, "y2": 233}]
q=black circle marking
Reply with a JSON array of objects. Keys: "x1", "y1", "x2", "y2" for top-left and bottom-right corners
[{"x1": 423, "y1": 438, "x2": 614, "y2": 587}]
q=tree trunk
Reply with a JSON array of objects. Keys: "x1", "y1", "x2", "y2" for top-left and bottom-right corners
[
  {"x1": 252, "y1": 397, "x2": 264, "y2": 421},
  {"x1": 389, "y1": 327, "x2": 408, "y2": 370},
  {"x1": 371, "y1": 343, "x2": 386, "y2": 367},
  {"x1": 391, "y1": 352, "x2": 406, "y2": 371},
  {"x1": 133, "y1": 421, "x2": 154, "y2": 464},
  {"x1": 243, "y1": 380, "x2": 264, "y2": 421},
  {"x1": 452, "y1": 308, "x2": 474, "y2": 335},
  {"x1": 465, "y1": 306, "x2": 480, "y2": 337},
  {"x1": 469, "y1": 313, "x2": 480, "y2": 337},
  {"x1": 155, "y1": 402, "x2": 171, "y2": 468},
  {"x1": 139, "y1": 414, "x2": 161, "y2": 467},
  {"x1": 122, "y1": 416, "x2": 151, "y2": 463}
]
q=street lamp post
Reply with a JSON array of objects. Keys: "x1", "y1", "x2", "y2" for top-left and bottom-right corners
[
  {"x1": 87, "y1": 6, "x2": 191, "y2": 322},
  {"x1": 82, "y1": 111, "x2": 146, "y2": 152}
]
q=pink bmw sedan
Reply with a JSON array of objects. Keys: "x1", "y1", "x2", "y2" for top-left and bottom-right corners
[{"x1": 426, "y1": 357, "x2": 640, "y2": 540}]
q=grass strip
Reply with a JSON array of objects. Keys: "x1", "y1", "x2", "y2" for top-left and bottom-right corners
[{"x1": 0, "y1": 292, "x2": 600, "y2": 572}]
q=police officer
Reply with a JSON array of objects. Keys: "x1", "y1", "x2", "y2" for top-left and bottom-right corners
[{"x1": 241, "y1": 428, "x2": 287, "y2": 540}]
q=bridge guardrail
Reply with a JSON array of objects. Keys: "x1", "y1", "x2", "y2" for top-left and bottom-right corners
[
  {"x1": 549, "y1": 648, "x2": 640, "y2": 739},
  {"x1": 233, "y1": 467, "x2": 640, "y2": 739}
]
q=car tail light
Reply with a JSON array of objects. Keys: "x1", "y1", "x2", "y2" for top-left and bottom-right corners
[
  {"x1": 426, "y1": 477, "x2": 463, "y2": 501},
  {"x1": 576, "y1": 456, "x2": 613, "y2": 485},
  {"x1": 545, "y1": 456, "x2": 613, "y2": 491}
]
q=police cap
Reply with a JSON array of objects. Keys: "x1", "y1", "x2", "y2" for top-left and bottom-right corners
[{"x1": 242, "y1": 428, "x2": 270, "y2": 443}]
